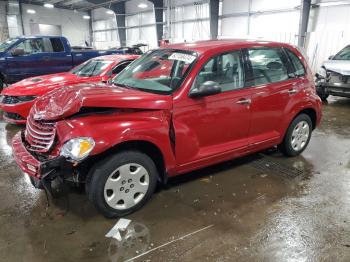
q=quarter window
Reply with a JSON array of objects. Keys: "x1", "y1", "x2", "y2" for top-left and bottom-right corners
[
  {"x1": 285, "y1": 48, "x2": 306, "y2": 77},
  {"x1": 247, "y1": 48, "x2": 289, "y2": 86},
  {"x1": 15, "y1": 38, "x2": 45, "y2": 55},
  {"x1": 193, "y1": 51, "x2": 244, "y2": 92}
]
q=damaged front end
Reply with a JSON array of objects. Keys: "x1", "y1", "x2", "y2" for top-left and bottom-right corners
[
  {"x1": 316, "y1": 60, "x2": 350, "y2": 99},
  {"x1": 11, "y1": 105, "x2": 83, "y2": 188},
  {"x1": 11, "y1": 84, "x2": 173, "y2": 195}
]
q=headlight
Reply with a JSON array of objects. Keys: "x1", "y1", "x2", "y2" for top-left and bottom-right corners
[
  {"x1": 317, "y1": 67, "x2": 327, "y2": 78},
  {"x1": 0, "y1": 96, "x2": 3, "y2": 103},
  {"x1": 17, "y1": 96, "x2": 37, "y2": 102},
  {"x1": 60, "y1": 137, "x2": 95, "y2": 162}
]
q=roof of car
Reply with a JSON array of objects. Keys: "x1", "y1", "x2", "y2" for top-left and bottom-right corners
[
  {"x1": 92, "y1": 54, "x2": 140, "y2": 62},
  {"x1": 163, "y1": 39, "x2": 294, "y2": 55}
]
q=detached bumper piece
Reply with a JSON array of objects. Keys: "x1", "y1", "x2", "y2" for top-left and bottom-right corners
[{"x1": 12, "y1": 131, "x2": 73, "y2": 191}]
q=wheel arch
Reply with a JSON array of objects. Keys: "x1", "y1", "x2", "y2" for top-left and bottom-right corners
[
  {"x1": 296, "y1": 107, "x2": 317, "y2": 130},
  {"x1": 86, "y1": 140, "x2": 168, "y2": 185}
]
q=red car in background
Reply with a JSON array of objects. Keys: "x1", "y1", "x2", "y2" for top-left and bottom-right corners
[{"x1": 0, "y1": 54, "x2": 139, "y2": 124}]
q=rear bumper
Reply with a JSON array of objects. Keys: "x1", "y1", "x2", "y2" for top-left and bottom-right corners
[
  {"x1": 12, "y1": 131, "x2": 73, "y2": 188},
  {"x1": 0, "y1": 101, "x2": 33, "y2": 124},
  {"x1": 317, "y1": 82, "x2": 350, "y2": 97}
]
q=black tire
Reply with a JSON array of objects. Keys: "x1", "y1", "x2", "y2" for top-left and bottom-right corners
[
  {"x1": 0, "y1": 78, "x2": 3, "y2": 93},
  {"x1": 318, "y1": 93, "x2": 329, "y2": 101},
  {"x1": 86, "y1": 150, "x2": 158, "y2": 218},
  {"x1": 279, "y1": 113, "x2": 312, "y2": 157}
]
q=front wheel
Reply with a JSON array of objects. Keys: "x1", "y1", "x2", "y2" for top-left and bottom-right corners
[
  {"x1": 318, "y1": 93, "x2": 329, "y2": 101},
  {"x1": 279, "y1": 114, "x2": 312, "y2": 157},
  {"x1": 87, "y1": 151, "x2": 158, "y2": 218}
]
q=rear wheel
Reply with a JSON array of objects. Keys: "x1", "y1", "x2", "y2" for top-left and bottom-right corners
[
  {"x1": 279, "y1": 114, "x2": 312, "y2": 157},
  {"x1": 87, "y1": 151, "x2": 158, "y2": 218}
]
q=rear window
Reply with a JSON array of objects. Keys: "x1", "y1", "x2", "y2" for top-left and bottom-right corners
[{"x1": 50, "y1": 38, "x2": 64, "y2": 52}]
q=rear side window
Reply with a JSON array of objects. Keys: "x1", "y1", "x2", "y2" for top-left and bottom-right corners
[
  {"x1": 285, "y1": 48, "x2": 305, "y2": 77},
  {"x1": 246, "y1": 48, "x2": 289, "y2": 86},
  {"x1": 193, "y1": 51, "x2": 245, "y2": 92},
  {"x1": 112, "y1": 61, "x2": 131, "y2": 74},
  {"x1": 50, "y1": 38, "x2": 64, "y2": 52}
]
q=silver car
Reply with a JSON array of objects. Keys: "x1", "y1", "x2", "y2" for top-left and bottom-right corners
[{"x1": 315, "y1": 45, "x2": 350, "y2": 101}]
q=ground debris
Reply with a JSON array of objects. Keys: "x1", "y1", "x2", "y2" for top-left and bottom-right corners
[
  {"x1": 65, "y1": 230, "x2": 76, "y2": 236},
  {"x1": 200, "y1": 178, "x2": 211, "y2": 183}
]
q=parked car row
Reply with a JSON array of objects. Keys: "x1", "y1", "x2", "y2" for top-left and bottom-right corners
[
  {"x1": 1, "y1": 38, "x2": 322, "y2": 218},
  {"x1": 0, "y1": 35, "x2": 143, "y2": 91},
  {"x1": 0, "y1": 54, "x2": 139, "y2": 123}
]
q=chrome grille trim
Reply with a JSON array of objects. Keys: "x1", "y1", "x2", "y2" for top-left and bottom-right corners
[{"x1": 25, "y1": 115, "x2": 56, "y2": 153}]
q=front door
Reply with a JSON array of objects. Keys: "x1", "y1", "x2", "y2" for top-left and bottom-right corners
[
  {"x1": 173, "y1": 50, "x2": 253, "y2": 172},
  {"x1": 5, "y1": 38, "x2": 48, "y2": 82}
]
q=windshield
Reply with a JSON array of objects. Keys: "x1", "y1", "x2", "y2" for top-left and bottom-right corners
[
  {"x1": 70, "y1": 59, "x2": 113, "y2": 77},
  {"x1": 0, "y1": 38, "x2": 18, "y2": 52},
  {"x1": 333, "y1": 46, "x2": 350, "y2": 60},
  {"x1": 112, "y1": 49, "x2": 198, "y2": 94}
]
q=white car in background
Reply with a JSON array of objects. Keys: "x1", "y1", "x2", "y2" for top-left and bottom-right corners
[{"x1": 315, "y1": 45, "x2": 350, "y2": 101}]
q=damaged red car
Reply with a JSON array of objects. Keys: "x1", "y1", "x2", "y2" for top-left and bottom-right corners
[
  {"x1": 0, "y1": 54, "x2": 139, "y2": 124},
  {"x1": 11, "y1": 40, "x2": 322, "y2": 217}
]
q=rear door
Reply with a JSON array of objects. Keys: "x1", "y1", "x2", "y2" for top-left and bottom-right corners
[
  {"x1": 43, "y1": 37, "x2": 72, "y2": 74},
  {"x1": 244, "y1": 47, "x2": 298, "y2": 150}
]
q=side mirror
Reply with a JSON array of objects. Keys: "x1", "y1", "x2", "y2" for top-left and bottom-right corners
[
  {"x1": 328, "y1": 55, "x2": 334, "y2": 60},
  {"x1": 189, "y1": 81, "x2": 221, "y2": 98},
  {"x1": 101, "y1": 75, "x2": 110, "y2": 83},
  {"x1": 10, "y1": 48, "x2": 25, "y2": 56}
]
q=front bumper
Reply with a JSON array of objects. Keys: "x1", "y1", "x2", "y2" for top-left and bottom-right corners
[
  {"x1": 0, "y1": 101, "x2": 33, "y2": 124},
  {"x1": 12, "y1": 131, "x2": 73, "y2": 188},
  {"x1": 317, "y1": 81, "x2": 350, "y2": 98}
]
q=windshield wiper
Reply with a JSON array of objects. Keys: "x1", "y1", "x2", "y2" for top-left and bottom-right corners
[{"x1": 112, "y1": 82, "x2": 134, "y2": 89}]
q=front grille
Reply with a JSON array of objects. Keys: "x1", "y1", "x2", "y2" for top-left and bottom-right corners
[
  {"x1": 4, "y1": 112, "x2": 25, "y2": 120},
  {"x1": 2, "y1": 96, "x2": 20, "y2": 105},
  {"x1": 328, "y1": 71, "x2": 349, "y2": 84},
  {"x1": 25, "y1": 115, "x2": 56, "y2": 153}
]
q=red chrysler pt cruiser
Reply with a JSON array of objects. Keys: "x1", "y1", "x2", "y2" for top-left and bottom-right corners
[{"x1": 11, "y1": 40, "x2": 322, "y2": 217}]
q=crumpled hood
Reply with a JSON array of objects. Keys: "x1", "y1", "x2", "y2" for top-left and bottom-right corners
[
  {"x1": 32, "y1": 84, "x2": 172, "y2": 120},
  {"x1": 2, "y1": 72, "x2": 79, "y2": 96},
  {"x1": 323, "y1": 60, "x2": 350, "y2": 76}
]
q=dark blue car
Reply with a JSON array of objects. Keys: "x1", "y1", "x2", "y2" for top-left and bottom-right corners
[{"x1": 0, "y1": 35, "x2": 135, "y2": 91}]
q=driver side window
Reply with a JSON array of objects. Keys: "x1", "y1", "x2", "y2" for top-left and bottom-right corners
[
  {"x1": 15, "y1": 39, "x2": 45, "y2": 55},
  {"x1": 193, "y1": 51, "x2": 244, "y2": 92}
]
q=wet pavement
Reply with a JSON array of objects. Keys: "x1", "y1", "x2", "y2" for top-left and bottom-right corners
[{"x1": 1, "y1": 97, "x2": 350, "y2": 262}]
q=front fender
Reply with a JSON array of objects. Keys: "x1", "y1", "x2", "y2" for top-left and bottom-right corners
[{"x1": 55, "y1": 110, "x2": 176, "y2": 171}]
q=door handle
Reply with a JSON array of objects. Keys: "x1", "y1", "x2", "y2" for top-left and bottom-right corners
[
  {"x1": 236, "y1": 98, "x2": 251, "y2": 105},
  {"x1": 288, "y1": 88, "x2": 298, "y2": 95},
  {"x1": 42, "y1": 56, "x2": 50, "y2": 61}
]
